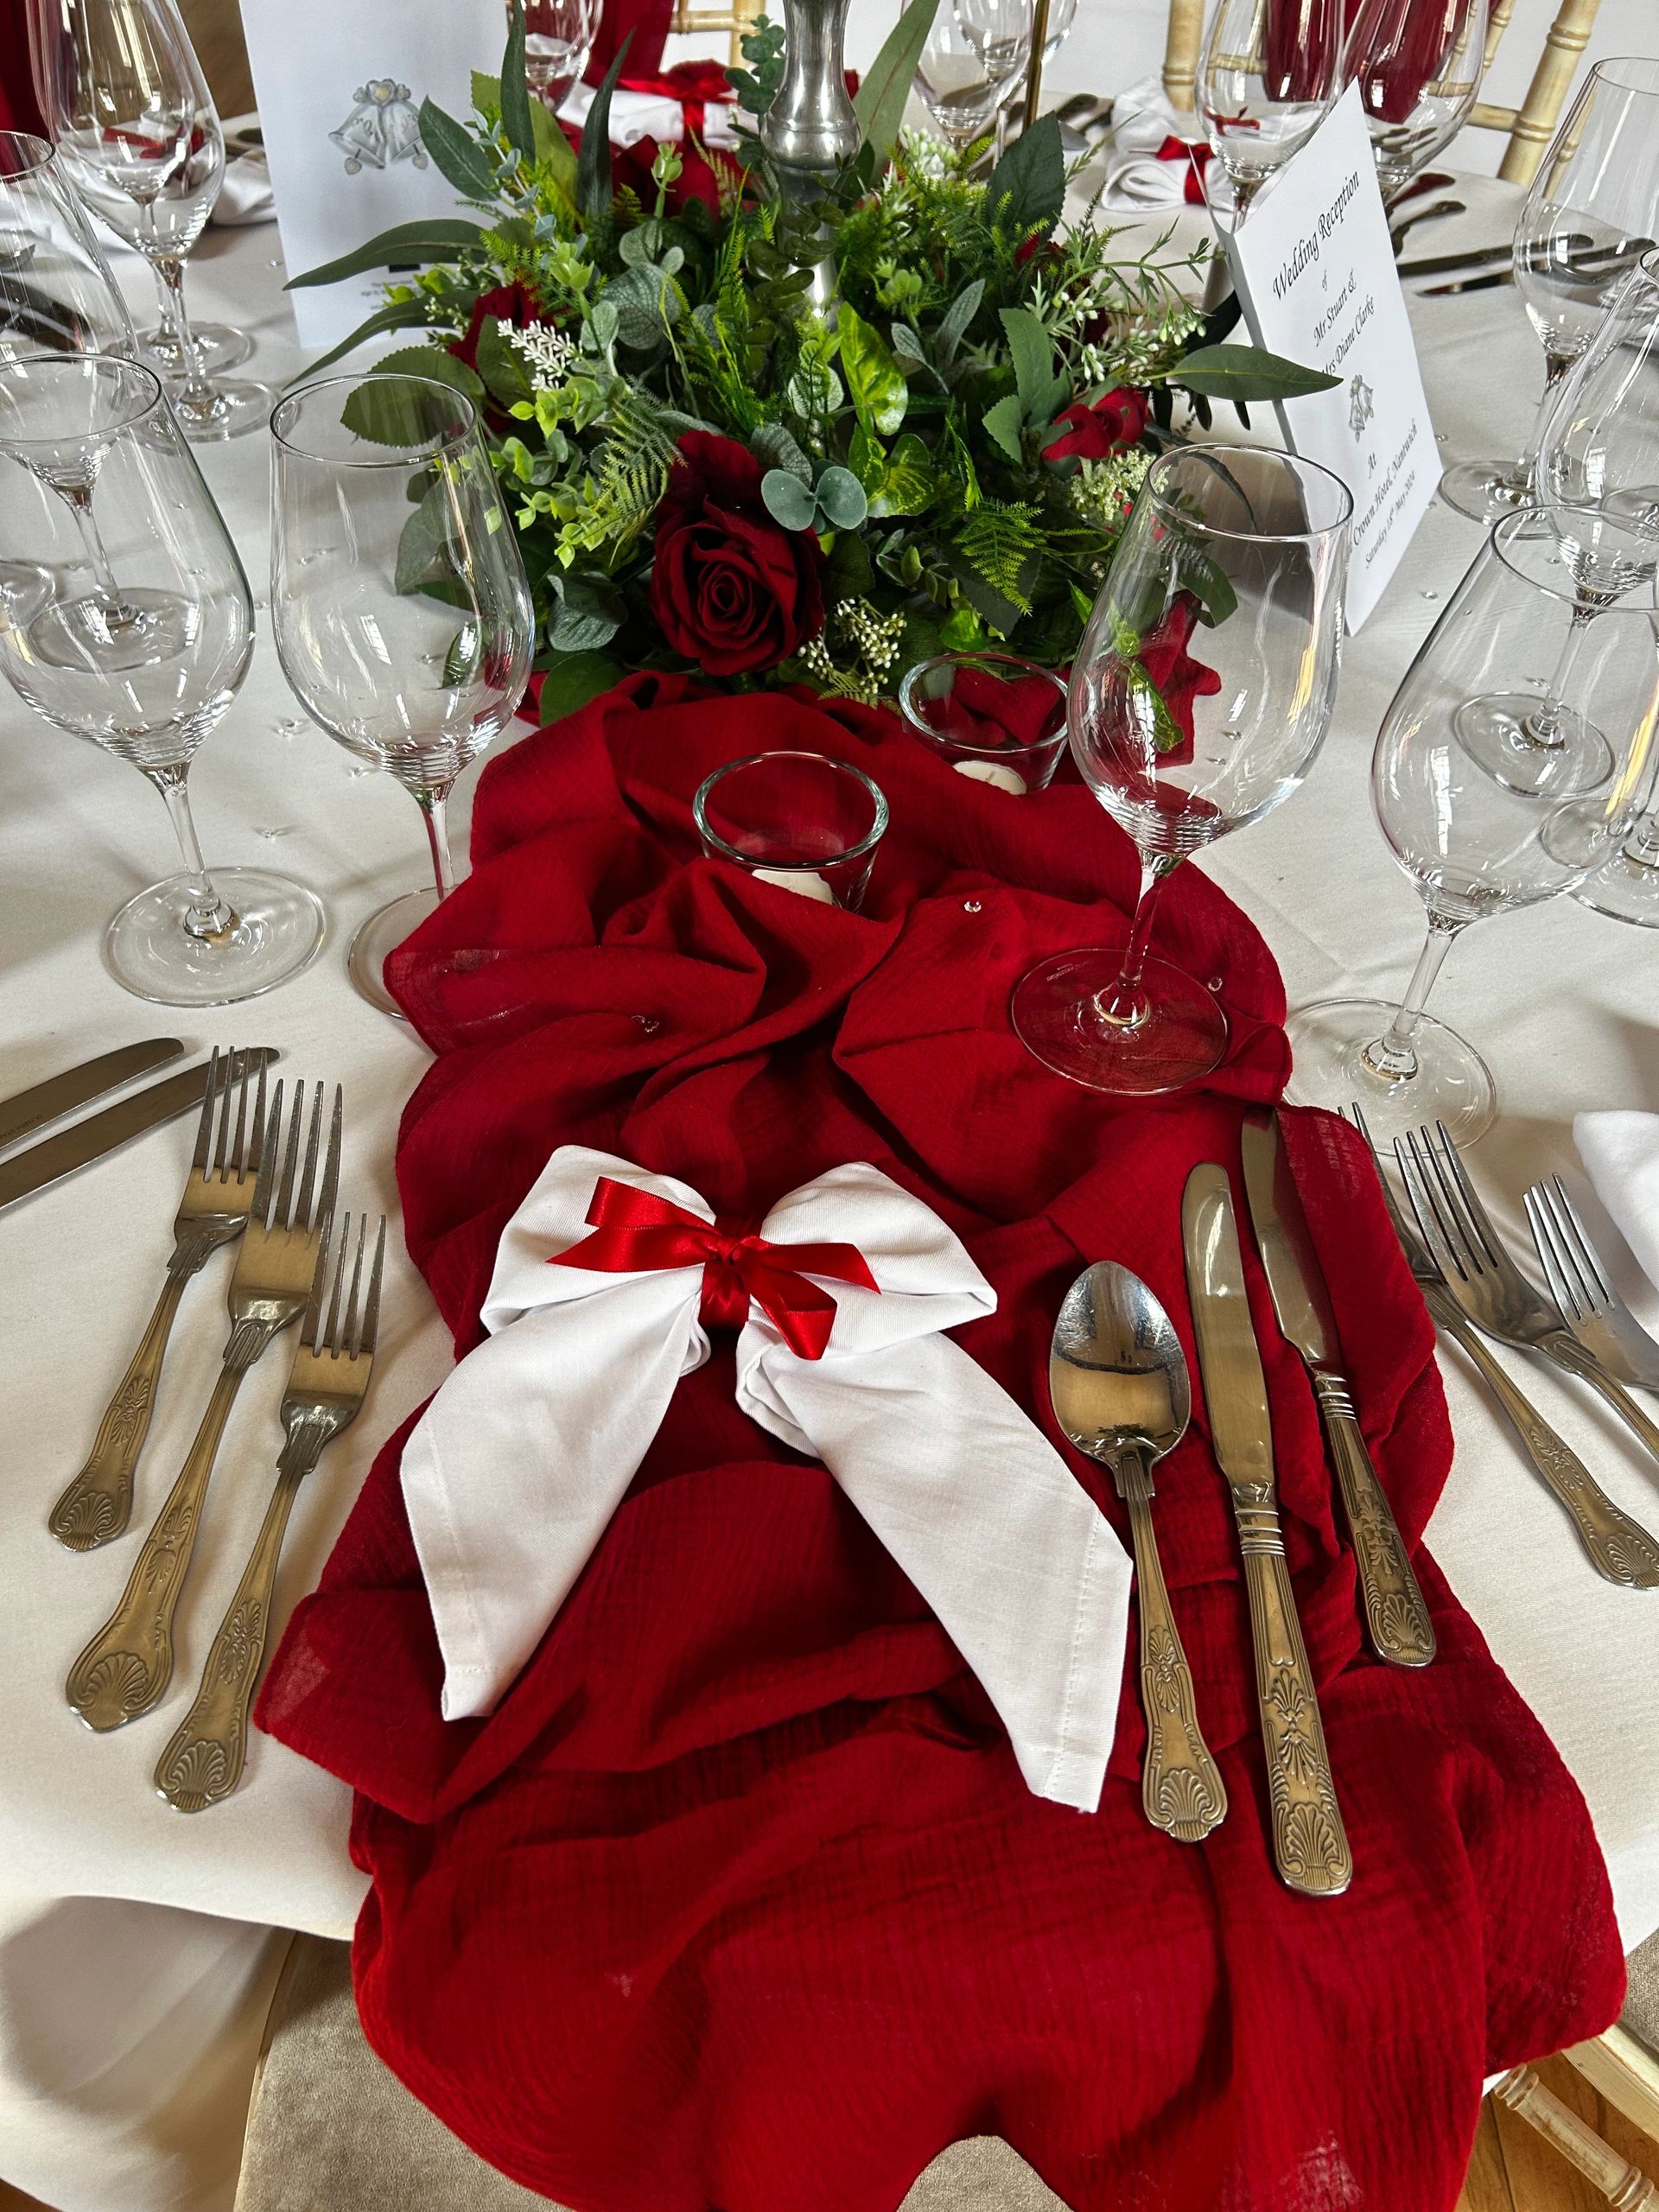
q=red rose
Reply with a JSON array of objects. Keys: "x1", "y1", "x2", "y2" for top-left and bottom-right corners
[
  {"x1": 649, "y1": 431, "x2": 826, "y2": 677},
  {"x1": 612, "y1": 133, "x2": 744, "y2": 219},
  {"x1": 1043, "y1": 386, "x2": 1151, "y2": 463},
  {"x1": 450, "y1": 283, "x2": 544, "y2": 373},
  {"x1": 1140, "y1": 590, "x2": 1222, "y2": 766}
]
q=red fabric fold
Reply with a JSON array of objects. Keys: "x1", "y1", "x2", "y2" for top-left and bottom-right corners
[{"x1": 257, "y1": 673, "x2": 1623, "y2": 2212}]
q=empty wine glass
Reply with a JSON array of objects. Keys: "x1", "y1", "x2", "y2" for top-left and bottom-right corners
[
  {"x1": 0, "y1": 129, "x2": 136, "y2": 363},
  {"x1": 1285, "y1": 507, "x2": 1659, "y2": 1144},
  {"x1": 0, "y1": 356, "x2": 325, "y2": 1001},
  {"x1": 520, "y1": 0, "x2": 602, "y2": 109},
  {"x1": 910, "y1": 0, "x2": 1020, "y2": 153},
  {"x1": 956, "y1": 0, "x2": 1032, "y2": 154},
  {"x1": 1440, "y1": 56, "x2": 1659, "y2": 525},
  {"x1": 1344, "y1": 0, "x2": 1487, "y2": 205},
  {"x1": 1012, "y1": 444, "x2": 1352, "y2": 1095},
  {"x1": 1197, "y1": 0, "x2": 1349, "y2": 224},
  {"x1": 29, "y1": 0, "x2": 269, "y2": 440},
  {"x1": 270, "y1": 373, "x2": 535, "y2": 1017}
]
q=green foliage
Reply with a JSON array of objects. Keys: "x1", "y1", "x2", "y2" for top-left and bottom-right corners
[
  {"x1": 577, "y1": 36, "x2": 632, "y2": 218},
  {"x1": 418, "y1": 99, "x2": 498, "y2": 200},
  {"x1": 727, "y1": 16, "x2": 785, "y2": 117},
  {"x1": 852, "y1": 0, "x2": 942, "y2": 167},
  {"x1": 1166, "y1": 342, "x2": 1340, "y2": 400}
]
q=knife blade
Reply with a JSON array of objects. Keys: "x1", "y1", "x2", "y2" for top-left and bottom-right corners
[
  {"x1": 1395, "y1": 241, "x2": 1514, "y2": 279},
  {"x1": 0, "y1": 1047, "x2": 277, "y2": 1214},
  {"x1": 1180, "y1": 1162, "x2": 1352, "y2": 1897},
  {"x1": 1420, "y1": 267, "x2": 1514, "y2": 295},
  {"x1": 0, "y1": 1039, "x2": 185, "y2": 1153},
  {"x1": 1240, "y1": 1115, "x2": 1436, "y2": 1669}
]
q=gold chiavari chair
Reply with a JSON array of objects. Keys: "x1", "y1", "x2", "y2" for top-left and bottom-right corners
[
  {"x1": 668, "y1": 0, "x2": 768, "y2": 67},
  {"x1": 1160, "y1": 0, "x2": 1605, "y2": 185}
]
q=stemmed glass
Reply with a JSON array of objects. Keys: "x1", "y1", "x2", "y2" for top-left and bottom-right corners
[
  {"x1": 956, "y1": 0, "x2": 1033, "y2": 156},
  {"x1": 0, "y1": 357, "x2": 325, "y2": 1001},
  {"x1": 1012, "y1": 444, "x2": 1352, "y2": 1095},
  {"x1": 1344, "y1": 0, "x2": 1487, "y2": 206},
  {"x1": 911, "y1": 0, "x2": 1025, "y2": 154},
  {"x1": 0, "y1": 129, "x2": 136, "y2": 363},
  {"x1": 520, "y1": 0, "x2": 602, "y2": 109},
  {"x1": 1284, "y1": 507, "x2": 1659, "y2": 1145},
  {"x1": 1440, "y1": 56, "x2": 1659, "y2": 525},
  {"x1": 1197, "y1": 0, "x2": 1349, "y2": 224},
  {"x1": 29, "y1": 0, "x2": 269, "y2": 440},
  {"x1": 270, "y1": 373, "x2": 534, "y2": 1017}
]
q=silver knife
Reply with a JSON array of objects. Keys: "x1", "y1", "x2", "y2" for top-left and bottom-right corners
[
  {"x1": 0, "y1": 1048, "x2": 278, "y2": 1214},
  {"x1": 0, "y1": 1039, "x2": 184, "y2": 1152},
  {"x1": 1240, "y1": 1114, "x2": 1436, "y2": 1669},
  {"x1": 1395, "y1": 241, "x2": 1514, "y2": 279},
  {"x1": 1181, "y1": 1162, "x2": 1353, "y2": 1897},
  {"x1": 1420, "y1": 267, "x2": 1514, "y2": 295},
  {"x1": 1421, "y1": 235, "x2": 1654, "y2": 296}
]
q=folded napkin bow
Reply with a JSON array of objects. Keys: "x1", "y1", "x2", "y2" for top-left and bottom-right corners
[{"x1": 401, "y1": 1146, "x2": 1130, "y2": 1811}]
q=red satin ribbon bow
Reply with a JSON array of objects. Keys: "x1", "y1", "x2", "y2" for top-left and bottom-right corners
[
  {"x1": 618, "y1": 60, "x2": 734, "y2": 143},
  {"x1": 1155, "y1": 136, "x2": 1213, "y2": 205},
  {"x1": 556, "y1": 1176, "x2": 879, "y2": 1360}
]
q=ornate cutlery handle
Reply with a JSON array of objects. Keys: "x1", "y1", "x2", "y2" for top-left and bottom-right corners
[
  {"x1": 1232, "y1": 1488, "x2": 1352, "y2": 1897},
  {"x1": 1309, "y1": 1370, "x2": 1436, "y2": 1668},
  {"x1": 67, "y1": 1320, "x2": 269, "y2": 1732},
  {"x1": 1123, "y1": 1487, "x2": 1228, "y2": 1842},
  {"x1": 1427, "y1": 1291, "x2": 1659, "y2": 1587},
  {"x1": 49, "y1": 1268, "x2": 193, "y2": 1552},
  {"x1": 1542, "y1": 1330, "x2": 1659, "y2": 1465}
]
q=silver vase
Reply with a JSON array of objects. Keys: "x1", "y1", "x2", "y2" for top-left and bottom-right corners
[{"x1": 758, "y1": 0, "x2": 861, "y2": 196}]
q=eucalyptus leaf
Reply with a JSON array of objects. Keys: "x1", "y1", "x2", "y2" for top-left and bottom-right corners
[
  {"x1": 416, "y1": 99, "x2": 498, "y2": 200},
  {"x1": 839, "y1": 304, "x2": 907, "y2": 437},
  {"x1": 288, "y1": 219, "x2": 488, "y2": 291},
  {"x1": 442, "y1": 621, "x2": 482, "y2": 687},
  {"x1": 761, "y1": 468, "x2": 817, "y2": 531},
  {"x1": 984, "y1": 113, "x2": 1065, "y2": 240},
  {"x1": 549, "y1": 571, "x2": 625, "y2": 651},
  {"x1": 291, "y1": 296, "x2": 440, "y2": 376},
  {"x1": 998, "y1": 307, "x2": 1053, "y2": 418},
  {"x1": 851, "y1": 0, "x2": 941, "y2": 166},
  {"x1": 340, "y1": 350, "x2": 484, "y2": 447},
  {"x1": 1169, "y1": 343, "x2": 1340, "y2": 399},
  {"x1": 499, "y1": 2, "x2": 537, "y2": 159},
  {"x1": 534, "y1": 648, "x2": 624, "y2": 724},
  {"x1": 577, "y1": 33, "x2": 632, "y2": 218},
  {"x1": 607, "y1": 261, "x2": 683, "y2": 348},
  {"x1": 935, "y1": 277, "x2": 985, "y2": 364},
  {"x1": 752, "y1": 420, "x2": 812, "y2": 483},
  {"x1": 529, "y1": 92, "x2": 576, "y2": 191},
  {"x1": 816, "y1": 466, "x2": 868, "y2": 531},
  {"x1": 982, "y1": 391, "x2": 1027, "y2": 463}
]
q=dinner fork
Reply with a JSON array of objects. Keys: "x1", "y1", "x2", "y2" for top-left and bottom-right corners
[
  {"x1": 49, "y1": 1049, "x2": 264, "y2": 1552},
  {"x1": 1346, "y1": 1107, "x2": 1659, "y2": 1587},
  {"x1": 1524, "y1": 1175, "x2": 1659, "y2": 1392},
  {"x1": 67, "y1": 1078, "x2": 343, "y2": 1732},
  {"x1": 156, "y1": 1211, "x2": 385, "y2": 1812},
  {"x1": 1395, "y1": 1122, "x2": 1659, "y2": 1470}
]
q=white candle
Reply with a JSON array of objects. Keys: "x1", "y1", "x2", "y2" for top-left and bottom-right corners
[
  {"x1": 954, "y1": 758, "x2": 1027, "y2": 797},
  {"x1": 753, "y1": 866, "x2": 837, "y2": 905}
]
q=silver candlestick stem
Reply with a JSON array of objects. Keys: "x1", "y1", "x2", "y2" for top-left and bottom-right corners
[{"x1": 759, "y1": 0, "x2": 861, "y2": 195}]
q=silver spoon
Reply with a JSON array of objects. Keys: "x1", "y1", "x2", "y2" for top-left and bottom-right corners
[{"x1": 1050, "y1": 1262, "x2": 1228, "y2": 1843}]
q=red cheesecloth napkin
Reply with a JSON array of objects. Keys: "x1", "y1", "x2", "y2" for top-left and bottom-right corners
[{"x1": 258, "y1": 674, "x2": 1623, "y2": 2212}]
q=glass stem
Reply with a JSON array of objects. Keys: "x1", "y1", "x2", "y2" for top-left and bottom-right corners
[
  {"x1": 145, "y1": 763, "x2": 239, "y2": 939},
  {"x1": 1360, "y1": 912, "x2": 1465, "y2": 1084},
  {"x1": 54, "y1": 479, "x2": 125, "y2": 607},
  {"x1": 1624, "y1": 805, "x2": 1659, "y2": 867},
  {"x1": 1099, "y1": 855, "x2": 1177, "y2": 1028},
  {"x1": 415, "y1": 785, "x2": 455, "y2": 900},
  {"x1": 1514, "y1": 344, "x2": 1578, "y2": 487},
  {"x1": 1525, "y1": 601, "x2": 1599, "y2": 746},
  {"x1": 149, "y1": 241, "x2": 213, "y2": 410}
]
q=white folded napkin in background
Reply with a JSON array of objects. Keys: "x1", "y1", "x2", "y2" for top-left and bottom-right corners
[
  {"x1": 1575, "y1": 1110, "x2": 1659, "y2": 1299},
  {"x1": 1090, "y1": 73, "x2": 1231, "y2": 215},
  {"x1": 558, "y1": 81, "x2": 739, "y2": 150},
  {"x1": 207, "y1": 150, "x2": 276, "y2": 226},
  {"x1": 400, "y1": 1145, "x2": 1129, "y2": 1813}
]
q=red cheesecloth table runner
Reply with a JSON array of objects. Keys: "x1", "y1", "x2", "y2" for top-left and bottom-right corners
[{"x1": 258, "y1": 675, "x2": 1624, "y2": 2212}]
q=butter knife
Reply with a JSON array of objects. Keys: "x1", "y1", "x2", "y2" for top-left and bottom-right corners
[
  {"x1": 1395, "y1": 242, "x2": 1513, "y2": 279},
  {"x1": 0, "y1": 1039, "x2": 183, "y2": 1152},
  {"x1": 1181, "y1": 1162, "x2": 1353, "y2": 1897},
  {"x1": 1241, "y1": 1114, "x2": 1436, "y2": 1669},
  {"x1": 0, "y1": 1050, "x2": 277, "y2": 1213}
]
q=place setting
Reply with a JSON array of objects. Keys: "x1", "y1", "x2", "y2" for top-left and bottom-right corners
[{"x1": 5, "y1": 0, "x2": 1659, "y2": 2208}]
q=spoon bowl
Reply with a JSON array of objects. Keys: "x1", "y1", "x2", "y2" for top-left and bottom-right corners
[{"x1": 1049, "y1": 1261, "x2": 1191, "y2": 1470}]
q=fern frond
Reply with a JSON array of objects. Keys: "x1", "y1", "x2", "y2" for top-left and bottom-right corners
[
  {"x1": 555, "y1": 385, "x2": 677, "y2": 564},
  {"x1": 953, "y1": 499, "x2": 1042, "y2": 613}
]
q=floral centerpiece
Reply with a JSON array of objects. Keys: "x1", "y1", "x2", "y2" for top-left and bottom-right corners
[{"x1": 292, "y1": 3, "x2": 1335, "y2": 717}]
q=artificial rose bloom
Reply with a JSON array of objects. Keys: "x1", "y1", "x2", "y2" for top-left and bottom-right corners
[
  {"x1": 649, "y1": 432, "x2": 826, "y2": 677},
  {"x1": 611, "y1": 133, "x2": 743, "y2": 219},
  {"x1": 450, "y1": 282, "x2": 545, "y2": 373},
  {"x1": 1042, "y1": 386, "x2": 1152, "y2": 464}
]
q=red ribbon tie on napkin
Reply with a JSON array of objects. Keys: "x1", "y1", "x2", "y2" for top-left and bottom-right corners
[
  {"x1": 558, "y1": 1174, "x2": 879, "y2": 1358},
  {"x1": 618, "y1": 59, "x2": 734, "y2": 142},
  {"x1": 1155, "y1": 136, "x2": 1214, "y2": 204}
]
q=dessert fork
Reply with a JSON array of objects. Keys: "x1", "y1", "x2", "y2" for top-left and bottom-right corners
[
  {"x1": 1524, "y1": 1175, "x2": 1659, "y2": 1392},
  {"x1": 67, "y1": 1077, "x2": 343, "y2": 1732},
  {"x1": 49, "y1": 1049, "x2": 264, "y2": 1552},
  {"x1": 156, "y1": 1211, "x2": 385, "y2": 1811}
]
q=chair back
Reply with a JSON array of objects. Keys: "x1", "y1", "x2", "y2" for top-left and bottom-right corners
[{"x1": 669, "y1": 0, "x2": 766, "y2": 67}]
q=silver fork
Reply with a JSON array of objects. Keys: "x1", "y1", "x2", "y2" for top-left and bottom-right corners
[
  {"x1": 1396, "y1": 1125, "x2": 1659, "y2": 1475},
  {"x1": 49, "y1": 1049, "x2": 264, "y2": 1552},
  {"x1": 67, "y1": 1078, "x2": 344, "y2": 1732},
  {"x1": 1345, "y1": 1107, "x2": 1659, "y2": 1587},
  {"x1": 1524, "y1": 1174, "x2": 1659, "y2": 1392},
  {"x1": 156, "y1": 1211, "x2": 386, "y2": 1812}
]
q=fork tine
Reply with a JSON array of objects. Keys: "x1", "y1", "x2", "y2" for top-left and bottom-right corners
[
  {"x1": 189, "y1": 1048, "x2": 220, "y2": 1177},
  {"x1": 274, "y1": 1083, "x2": 308, "y2": 1228},
  {"x1": 361, "y1": 1219, "x2": 385, "y2": 1357},
  {"x1": 251, "y1": 1079, "x2": 284, "y2": 1227},
  {"x1": 212, "y1": 1047, "x2": 234, "y2": 1179},
  {"x1": 1431, "y1": 1122, "x2": 1504, "y2": 1268},
  {"x1": 1525, "y1": 1185, "x2": 1582, "y2": 1320},
  {"x1": 1396, "y1": 1128, "x2": 1469, "y2": 1283},
  {"x1": 1420, "y1": 1124, "x2": 1489, "y2": 1276},
  {"x1": 322, "y1": 1211, "x2": 349, "y2": 1353},
  {"x1": 315, "y1": 1086, "x2": 344, "y2": 1241},
  {"x1": 291, "y1": 1082, "x2": 322, "y2": 1230},
  {"x1": 248, "y1": 1058, "x2": 268, "y2": 1182},
  {"x1": 340, "y1": 1214, "x2": 366, "y2": 1356},
  {"x1": 302, "y1": 1213, "x2": 334, "y2": 1354},
  {"x1": 230, "y1": 1049, "x2": 251, "y2": 1179},
  {"x1": 1551, "y1": 1176, "x2": 1613, "y2": 1305}
]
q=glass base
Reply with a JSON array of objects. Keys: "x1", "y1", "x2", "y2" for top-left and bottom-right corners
[
  {"x1": 104, "y1": 868, "x2": 325, "y2": 1006},
  {"x1": 1452, "y1": 691, "x2": 1612, "y2": 798},
  {"x1": 1438, "y1": 457, "x2": 1533, "y2": 526},
  {"x1": 1011, "y1": 948, "x2": 1228, "y2": 1095},
  {"x1": 348, "y1": 886, "x2": 440, "y2": 1018},
  {"x1": 1283, "y1": 996, "x2": 1496, "y2": 1147},
  {"x1": 1573, "y1": 836, "x2": 1659, "y2": 927},
  {"x1": 162, "y1": 377, "x2": 274, "y2": 443},
  {"x1": 138, "y1": 321, "x2": 253, "y2": 376}
]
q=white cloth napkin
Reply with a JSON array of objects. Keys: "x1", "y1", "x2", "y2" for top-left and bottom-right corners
[
  {"x1": 559, "y1": 81, "x2": 739, "y2": 150},
  {"x1": 1575, "y1": 1111, "x2": 1659, "y2": 1295},
  {"x1": 1090, "y1": 74, "x2": 1232, "y2": 215},
  {"x1": 207, "y1": 150, "x2": 276, "y2": 226},
  {"x1": 400, "y1": 1145, "x2": 1129, "y2": 1813}
]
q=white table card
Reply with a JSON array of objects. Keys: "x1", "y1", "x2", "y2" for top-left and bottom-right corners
[
  {"x1": 241, "y1": 0, "x2": 501, "y2": 352},
  {"x1": 1224, "y1": 85, "x2": 1438, "y2": 632}
]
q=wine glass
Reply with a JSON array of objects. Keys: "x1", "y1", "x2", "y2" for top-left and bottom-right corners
[
  {"x1": 1343, "y1": 0, "x2": 1487, "y2": 206},
  {"x1": 1197, "y1": 0, "x2": 1349, "y2": 224},
  {"x1": 911, "y1": 0, "x2": 1022, "y2": 153},
  {"x1": 270, "y1": 373, "x2": 535, "y2": 1017},
  {"x1": 1012, "y1": 444, "x2": 1352, "y2": 1095},
  {"x1": 1284, "y1": 507, "x2": 1659, "y2": 1144},
  {"x1": 956, "y1": 0, "x2": 1033, "y2": 155},
  {"x1": 29, "y1": 0, "x2": 269, "y2": 440},
  {"x1": 520, "y1": 0, "x2": 602, "y2": 110},
  {"x1": 0, "y1": 356, "x2": 325, "y2": 1001},
  {"x1": 1440, "y1": 56, "x2": 1659, "y2": 525},
  {"x1": 0, "y1": 129, "x2": 136, "y2": 363}
]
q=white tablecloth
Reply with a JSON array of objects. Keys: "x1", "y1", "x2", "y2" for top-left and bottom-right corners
[{"x1": 1, "y1": 176, "x2": 1656, "y2": 2212}]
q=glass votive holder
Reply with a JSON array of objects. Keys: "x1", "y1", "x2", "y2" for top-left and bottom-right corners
[
  {"x1": 898, "y1": 652, "x2": 1069, "y2": 794},
  {"x1": 692, "y1": 750, "x2": 889, "y2": 912}
]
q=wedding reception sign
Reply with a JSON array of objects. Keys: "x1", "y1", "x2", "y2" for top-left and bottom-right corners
[
  {"x1": 241, "y1": 0, "x2": 499, "y2": 349},
  {"x1": 1225, "y1": 86, "x2": 1437, "y2": 632}
]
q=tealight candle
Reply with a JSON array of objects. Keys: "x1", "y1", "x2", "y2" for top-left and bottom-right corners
[
  {"x1": 753, "y1": 866, "x2": 837, "y2": 905},
  {"x1": 954, "y1": 758, "x2": 1028, "y2": 797}
]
